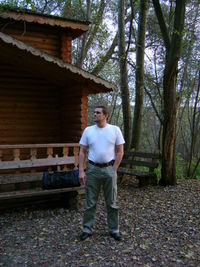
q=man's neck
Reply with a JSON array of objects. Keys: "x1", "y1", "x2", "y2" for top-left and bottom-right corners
[{"x1": 96, "y1": 121, "x2": 107, "y2": 128}]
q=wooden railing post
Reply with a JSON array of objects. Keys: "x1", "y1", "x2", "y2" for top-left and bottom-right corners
[
  {"x1": 47, "y1": 147, "x2": 53, "y2": 171},
  {"x1": 30, "y1": 148, "x2": 37, "y2": 173},
  {"x1": 30, "y1": 148, "x2": 37, "y2": 160},
  {"x1": 13, "y1": 148, "x2": 20, "y2": 174},
  {"x1": 73, "y1": 146, "x2": 79, "y2": 169},
  {"x1": 13, "y1": 149, "x2": 20, "y2": 161},
  {"x1": 63, "y1": 147, "x2": 69, "y2": 171},
  {"x1": 47, "y1": 147, "x2": 53, "y2": 158}
]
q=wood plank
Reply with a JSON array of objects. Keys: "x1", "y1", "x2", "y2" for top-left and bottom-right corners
[
  {"x1": 0, "y1": 156, "x2": 75, "y2": 170},
  {"x1": 8, "y1": 33, "x2": 59, "y2": 44},
  {"x1": 0, "y1": 172, "x2": 43, "y2": 184},
  {"x1": 0, "y1": 137, "x2": 62, "y2": 143},
  {"x1": 0, "y1": 143, "x2": 79, "y2": 149},
  {"x1": 118, "y1": 167, "x2": 154, "y2": 177},
  {"x1": 0, "y1": 87, "x2": 59, "y2": 95},
  {"x1": 2, "y1": 27, "x2": 58, "y2": 39},
  {"x1": 124, "y1": 151, "x2": 161, "y2": 159},
  {"x1": 0, "y1": 186, "x2": 84, "y2": 201},
  {"x1": 121, "y1": 159, "x2": 158, "y2": 168}
]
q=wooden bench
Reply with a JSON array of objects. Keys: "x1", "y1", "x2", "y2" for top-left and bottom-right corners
[
  {"x1": 118, "y1": 151, "x2": 161, "y2": 187},
  {"x1": 0, "y1": 144, "x2": 84, "y2": 210}
]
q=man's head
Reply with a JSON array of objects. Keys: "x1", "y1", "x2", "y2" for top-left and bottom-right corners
[{"x1": 94, "y1": 105, "x2": 109, "y2": 126}]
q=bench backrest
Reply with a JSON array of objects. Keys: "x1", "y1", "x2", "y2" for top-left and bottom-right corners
[{"x1": 121, "y1": 151, "x2": 161, "y2": 172}]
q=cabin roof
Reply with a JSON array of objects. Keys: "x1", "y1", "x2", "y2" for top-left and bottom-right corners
[
  {"x1": 0, "y1": 5, "x2": 90, "y2": 39},
  {"x1": 0, "y1": 32, "x2": 116, "y2": 94}
]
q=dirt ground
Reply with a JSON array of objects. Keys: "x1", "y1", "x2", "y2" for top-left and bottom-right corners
[{"x1": 0, "y1": 179, "x2": 200, "y2": 266}]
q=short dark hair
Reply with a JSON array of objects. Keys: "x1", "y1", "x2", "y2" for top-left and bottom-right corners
[{"x1": 95, "y1": 105, "x2": 109, "y2": 116}]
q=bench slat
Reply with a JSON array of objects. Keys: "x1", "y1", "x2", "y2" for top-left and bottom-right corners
[
  {"x1": 0, "y1": 186, "x2": 84, "y2": 200},
  {"x1": 124, "y1": 151, "x2": 160, "y2": 159},
  {"x1": 118, "y1": 167, "x2": 155, "y2": 177},
  {"x1": 118, "y1": 151, "x2": 160, "y2": 187},
  {"x1": 121, "y1": 159, "x2": 158, "y2": 168},
  {"x1": 0, "y1": 173, "x2": 43, "y2": 184},
  {"x1": 0, "y1": 156, "x2": 75, "y2": 170}
]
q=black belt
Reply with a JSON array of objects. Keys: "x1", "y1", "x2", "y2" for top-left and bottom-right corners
[{"x1": 88, "y1": 160, "x2": 115, "y2": 168}]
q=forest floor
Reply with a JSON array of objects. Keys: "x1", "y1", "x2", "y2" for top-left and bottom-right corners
[{"x1": 0, "y1": 179, "x2": 200, "y2": 267}]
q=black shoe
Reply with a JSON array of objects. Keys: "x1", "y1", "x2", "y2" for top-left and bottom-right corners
[
  {"x1": 110, "y1": 232, "x2": 121, "y2": 241},
  {"x1": 80, "y1": 232, "x2": 92, "y2": 241}
]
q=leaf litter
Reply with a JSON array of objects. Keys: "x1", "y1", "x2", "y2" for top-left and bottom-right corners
[{"x1": 0, "y1": 179, "x2": 200, "y2": 266}]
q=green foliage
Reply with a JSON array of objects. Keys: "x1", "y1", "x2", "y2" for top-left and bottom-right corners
[
  {"x1": 175, "y1": 155, "x2": 200, "y2": 180},
  {"x1": 154, "y1": 156, "x2": 200, "y2": 181},
  {"x1": 195, "y1": 164, "x2": 200, "y2": 180},
  {"x1": 176, "y1": 155, "x2": 187, "y2": 179}
]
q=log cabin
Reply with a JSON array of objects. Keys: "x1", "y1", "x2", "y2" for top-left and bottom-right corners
[
  {"x1": 0, "y1": 6, "x2": 116, "y2": 206},
  {"x1": 0, "y1": 6, "x2": 116, "y2": 166}
]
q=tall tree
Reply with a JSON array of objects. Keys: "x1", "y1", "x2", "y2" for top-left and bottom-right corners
[
  {"x1": 118, "y1": 0, "x2": 132, "y2": 149},
  {"x1": 152, "y1": 0, "x2": 186, "y2": 185},
  {"x1": 131, "y1": 0, "x2": 149, "y2": 150}
]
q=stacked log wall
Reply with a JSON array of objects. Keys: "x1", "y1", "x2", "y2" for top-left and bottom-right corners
[
  {"x1": 0, "y1": 61, "x2": 62, "y2": 145},
  {"x1": 0, "y1": 21, "x2": 71, "y2": 60},
  {"x1": 61, "y1": 88, "x2": 88, "y2": 143}
]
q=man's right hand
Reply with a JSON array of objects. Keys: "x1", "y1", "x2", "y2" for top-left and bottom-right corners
[{"x1": 79, "y1": 170, "x2": 86, "y2": 185}]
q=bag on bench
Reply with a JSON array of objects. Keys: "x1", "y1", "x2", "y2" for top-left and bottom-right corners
[{"x1": 43, "y1": 170, "x2": 80, "y2": 190}]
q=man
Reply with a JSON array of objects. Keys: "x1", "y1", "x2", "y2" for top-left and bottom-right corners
[{"x1": 79, "y1": 105, "x2": 125, "y2": 241}]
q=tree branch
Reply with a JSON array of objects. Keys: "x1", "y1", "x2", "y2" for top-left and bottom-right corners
[{"x1": 152, "y1": 0, "x2": 171, "y2": 51}]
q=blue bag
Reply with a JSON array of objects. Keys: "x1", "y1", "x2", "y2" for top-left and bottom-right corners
[{"x1": 42, "y1": 169, "x2": 80, "y2": 190}]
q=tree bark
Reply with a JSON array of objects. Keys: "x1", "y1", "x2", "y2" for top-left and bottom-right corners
[
  {"x1": 187, "y1": 70, "x2": 200, "y2": 177},
  {"x1": 153, "y1": 0, "x2": 186, "y2": 185},
  {"x1": 131, "y1": 0, "x2": 149, "y2": 150},
  {"x1": 77, "y1": 0, "x2": 91, "y2": 68},
  {"x1": 118, "y1": 0, "x2": 132, "y2": 150},
  {"x1": 92, "y1": 33, "x2": 118, "y2": 75}
]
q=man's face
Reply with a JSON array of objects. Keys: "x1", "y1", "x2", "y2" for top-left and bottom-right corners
[{"x1": 93, "y1": 108, "x2": 107, "y2": 123}]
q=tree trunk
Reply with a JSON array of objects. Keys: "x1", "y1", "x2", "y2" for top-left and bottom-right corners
[
  {"x1": 118, "y1": 0, "x2": 132, "y2": 149},
  {"x1": 62, "y1": 0, "x2": 72, "y2": 17},
  {"x1": 152, "y1": 0, "x2": 186, "y2": 185},
  {"x1": 161, "y1": 76, "x2": 178, "y2": 185},
  {"x1": 77, "y1": 0, "x2": 91, "y2": 68},
  {"x1": 187, "y1": 70, "x2": 200, "y2": 178},
  {"x1": 131, "y1": 0, "x2": 149, "y2": 150}
]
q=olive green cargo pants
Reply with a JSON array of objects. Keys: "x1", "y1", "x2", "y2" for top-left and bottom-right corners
[{"x1": 82, "y1": 163, "x2": 119, "y2": 234}]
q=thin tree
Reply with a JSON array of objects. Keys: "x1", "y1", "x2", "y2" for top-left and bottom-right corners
[
  {"x1": 131, "y1": 0, "x2": 149, "y2": 150},
  {"x1": 118, "y1": 0, "x2": 132, "y2": 149}
]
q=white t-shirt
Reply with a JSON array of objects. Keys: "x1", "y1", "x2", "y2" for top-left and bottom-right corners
[{"x1": 79, "y1": 124, "x2": 125, "y2": 163}]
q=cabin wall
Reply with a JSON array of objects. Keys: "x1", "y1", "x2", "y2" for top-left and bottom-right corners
[
  {"x1": 60, "y1": 32, "x2": 72, "y2": 63},
  {"x1": 0, "y1": 61, "x2": 62, "y2": 145},
  {"x1": 61, "y1": 87, "x2": 88, "y2": 143},
  {"x1": 0, "y1": 20, "x2": 72, "y2": 62},
  {"x1": 0, "y1": 61, "x2": 86, "y2": 147}
]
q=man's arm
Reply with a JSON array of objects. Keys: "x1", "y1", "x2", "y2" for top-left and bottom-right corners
[
  {"x1": 113, "y1": 144, "x2": 124, "y2": 171},
  {"x1": 79, "y1": 144, "x2": 88, "y2": 185}
]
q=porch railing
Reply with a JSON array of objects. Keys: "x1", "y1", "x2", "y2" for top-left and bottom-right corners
[{"x1": 0, "y1": 143, "x2": 80, "y2": 173}]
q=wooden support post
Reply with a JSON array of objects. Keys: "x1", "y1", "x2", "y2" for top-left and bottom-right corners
[
  {"x1": 73, "y1": 147, "x2": 79, "y2": 169},
  {"x1": 30, "y1": 148, "x2": 37, "y2": 173},
  {"x1": 47, "y1": 147, "x2": 53, "y2": 158},
  {"x1": 30, "y1": 148, "x2": 37, "y2": 159},
  {"x1": 47, "y1": 147, "x2": 53, "y2": 171},
  {"x1": 60, "y1": 33, "x2": 72, "y2": 63},
  {"x1": 62, "y1": 147, "x2": 69, "y2": 171},
  {"x1": 13, "y1": 148, "x2": 20, "y2": 174},
  {"x1": 13, "y1": 149, "x2": 20, "y2": 161}
]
